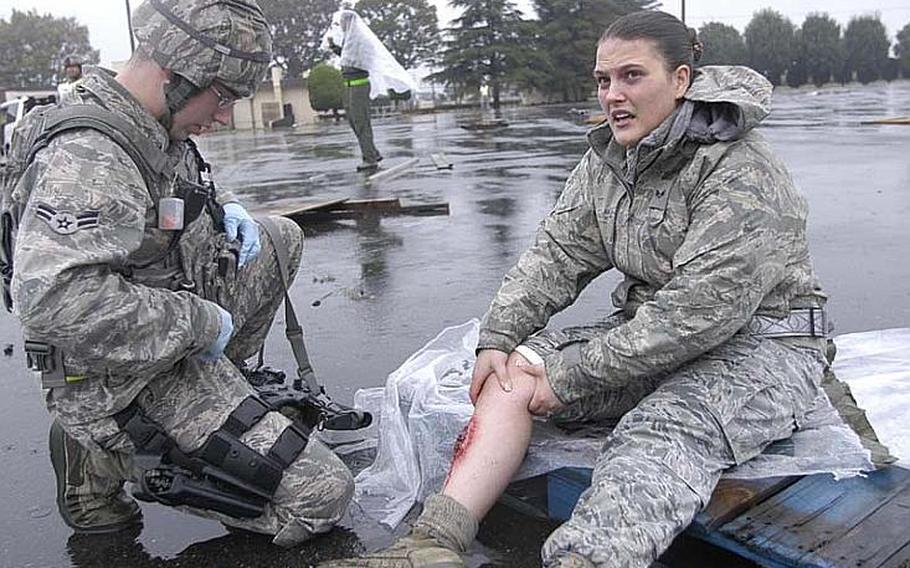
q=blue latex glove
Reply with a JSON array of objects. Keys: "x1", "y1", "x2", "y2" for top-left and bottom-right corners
[
  {"x1": 198, "y1": 304, "x2": 233, "y2": 362},
  {"x1": 223, "y1": 203, "x2": 261, "y2": 267}
]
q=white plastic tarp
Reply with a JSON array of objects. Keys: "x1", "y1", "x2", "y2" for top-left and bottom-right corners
[
  {"x1": 827, "y1": 328, "x2": 910, "y2": 462},
  {"x1": 321, "y1": 10, "x2": 417, "y2": 100},
  {"x1": 349, "y1": 321, "x2": 907, "y2": 528}
]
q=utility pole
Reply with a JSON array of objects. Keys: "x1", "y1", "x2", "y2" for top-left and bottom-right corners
[
  {"x1": 681, "y1": 0, "x2": 686, "y2": 24},
  {"x1": 125, "y1": 0, "x2": 135, "y2": 53}
]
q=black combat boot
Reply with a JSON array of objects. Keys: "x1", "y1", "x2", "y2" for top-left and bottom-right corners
[{"x1": 49, "y1": 420, "x2": 142, "y2": 534}]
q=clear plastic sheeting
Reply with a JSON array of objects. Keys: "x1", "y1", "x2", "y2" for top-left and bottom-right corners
[
  {"x1": 722, "y1": 409, "x2": 870, "y2": 480},
  {"x1": 321, "y1": 10, "x2": 417, "y2": 100},
  {"x1": 349, "y1": 321, "x2": 908, "y2": 528},
  {"x1": 829, "y1": 327, "x2": 910, "y2": 464},
  {"x1": 349, "y1": 321, "x2": 478, "y2": 527}
]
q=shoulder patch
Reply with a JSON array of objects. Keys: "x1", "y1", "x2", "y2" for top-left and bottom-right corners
[{"x1": 35, "y1": 202, "x2": 100, "y2": 235}]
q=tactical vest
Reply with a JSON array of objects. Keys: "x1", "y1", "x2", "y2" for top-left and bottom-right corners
[
  {"x1": 0, "y1": 101, "x2": 220, "y2": 312},
  {"x1": 0, "y1": 103, "x2": 172, "y2": 312}
]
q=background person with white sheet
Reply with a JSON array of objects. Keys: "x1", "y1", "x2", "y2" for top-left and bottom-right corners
[{"x1": 323, "y1": 10, "x2": 417, "y2": 172}]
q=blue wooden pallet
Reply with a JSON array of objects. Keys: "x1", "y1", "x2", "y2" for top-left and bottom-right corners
[{"x1": 546, "y1": 466, "x2": 910, "y2": 568}]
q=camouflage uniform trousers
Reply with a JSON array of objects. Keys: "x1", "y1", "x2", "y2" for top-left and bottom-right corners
[
  {"x1": 520, "y1": 314, "x2": 825, "y2": 568},
  {"x1": 343, "y1": 81, "x2": 382, "y2": 165},
  {"x1": 52, "y1": 216, "x2": 354, "y2": 546}
]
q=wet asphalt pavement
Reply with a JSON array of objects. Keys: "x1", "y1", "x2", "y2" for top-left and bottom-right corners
[{"x1": 1, "y1": 79, "x2": 908, "y2": 568}]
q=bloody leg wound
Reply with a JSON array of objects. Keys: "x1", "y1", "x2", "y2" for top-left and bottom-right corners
[{"x1": 444, "y1": 416, "x2": 479, "y2": 488}]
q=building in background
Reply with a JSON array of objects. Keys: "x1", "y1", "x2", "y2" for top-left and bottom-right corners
[
  {"x1": 4, "y1": 65, "x2": 319, "y2": 133},
  {"x1": 232, "y1": 66, "x2": 316, "y2": 129}
]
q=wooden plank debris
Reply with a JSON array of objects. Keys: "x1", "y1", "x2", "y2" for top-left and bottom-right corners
[
  {"x1": 430, "y1": 153, "x2": 454, "y2": 170},
  {"x1": 279, "y1": 196, "x2": 448, "y2": 224},
  {"x1": 367, "y1": 157, "x2": 420, "y2": 183},
  {"x1": 280, "y1": 198, "x2": 350, "y2": 216},
  {"x1": 341, "y1": 198, "x2": 401, "y2": 211},
  {"x1": 459, "y1": 119, "x2": 509, "y2": 130},
  {"x1": 861, "y1": 117, "x2": 910, "y2": 125},
  {"x1": 815, "y1": 485, "x2": 910, "y2": 568},
  {"x1": 254, "y1": 197, "x2": 348, "y2": 218}
]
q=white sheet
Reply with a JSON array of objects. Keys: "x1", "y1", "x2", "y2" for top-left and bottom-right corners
[{"x1": 321, "y1": 10, "x2": 417, "y2": 100}]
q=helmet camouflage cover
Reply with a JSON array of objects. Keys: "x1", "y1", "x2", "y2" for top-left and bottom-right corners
[{"x1": 131, "y1": 0, "x2": 272, "y2": 98}]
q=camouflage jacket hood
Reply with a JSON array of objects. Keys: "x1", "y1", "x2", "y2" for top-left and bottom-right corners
[
  {"x1": 478, "y1": 65, "x2": 826, "y2": 404},
  {"x1": 587, "y1": 65, "x2": 773, "y2": 180},
  {"x1": 681, "y1": 64, "x2": 772, "y2": 142}
]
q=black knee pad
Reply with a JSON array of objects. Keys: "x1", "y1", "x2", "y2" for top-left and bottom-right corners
[
  {"x1": 194, "y1": 396, "x2": 310, "y2": 496},
  {"x1": 116, "y1": 396, "x2": 310, "y2": 519}
]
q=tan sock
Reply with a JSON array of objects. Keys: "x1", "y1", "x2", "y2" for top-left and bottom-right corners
[{"x1": 412, "y1": 493, "x2": 479, "y2": 553}]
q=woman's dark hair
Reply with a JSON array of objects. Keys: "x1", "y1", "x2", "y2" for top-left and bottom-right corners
[{"x1": 600, "y1": 11, "x2": 704, "y2": 72}]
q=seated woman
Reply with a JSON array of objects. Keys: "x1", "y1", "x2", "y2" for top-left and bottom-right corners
[{"x1": 325, "y1": 10, "x2": 836, "y2": 568}]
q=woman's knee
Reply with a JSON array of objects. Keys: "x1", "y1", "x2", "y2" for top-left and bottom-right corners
[{"x1": 476, "y1": 369, "x2": 536, "y2": 414}]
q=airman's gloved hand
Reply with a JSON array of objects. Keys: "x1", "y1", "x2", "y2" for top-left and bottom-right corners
[
  {"x1": 198, "y1": 304, "x2": 233, "y2": 362},
  {"x1": 223, "y1": 203, "x2": 261, "y2": 267}
]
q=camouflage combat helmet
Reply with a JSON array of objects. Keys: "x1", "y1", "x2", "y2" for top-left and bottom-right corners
[{"x1": 131, "y1": 0, "x2": 272, "y2": 98}]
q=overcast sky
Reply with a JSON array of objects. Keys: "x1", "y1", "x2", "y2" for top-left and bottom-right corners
[{"x1": 2, "y1": 0, "x2": 908, "y2": 67}]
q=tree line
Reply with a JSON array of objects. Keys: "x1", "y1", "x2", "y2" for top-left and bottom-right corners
[
  {"x1": 293, "y1": 0, "x2": 910, "y2": 108},
  {"x1": 0, "y1": 9, "x2": 98, "y2": 89},
  {"x1": 3, "y1": 1, "x2": 910, "y2": 106},
  {"x1": 704, "y1": 9, "x2": 906, "y2": 87}
]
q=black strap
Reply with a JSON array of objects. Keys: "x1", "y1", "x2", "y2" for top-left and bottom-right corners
[
  {"x1": 220, "y1": 395, "x2": 271, "y2": 436},
  {"x1": 116, "y1": 397, "x2": 301, "y2": 498},
  {"x1": 200, "y1": 395, "x2": 310, "y2": 493},
  {"x1": 212, "y1": 394, "x2": 312, "y2": 475},
  {"x1": 258, "y1": 216, "x2": 320, "y2": 393},
  {"x1": 114, "y1": 403, "x2": 182, "y2": 466},
  {"x1": 148, "y1": 0, "x2": 271, "y2": 64},
  {"x1": 197, "y1": 430, "x2": 284, "y2": 495},
  {"x1": 267, "y1": 422, "x2": 310, "y2": 468},
  {"x1": 30, "y1": 104, "x2": 172, "y2": 193}
]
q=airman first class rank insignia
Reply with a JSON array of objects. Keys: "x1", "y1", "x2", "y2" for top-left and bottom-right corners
[{"x1": 36, "y1": 203, "x2": 100, "y2": 235}]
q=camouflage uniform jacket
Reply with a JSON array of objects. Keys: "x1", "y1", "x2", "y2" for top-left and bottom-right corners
[
  {"x1": 12, "y1": 67, "x2": 236, "y2": 418},
  {"x1": 478, "y1": 65, "x2": 827, "y2": 405}
]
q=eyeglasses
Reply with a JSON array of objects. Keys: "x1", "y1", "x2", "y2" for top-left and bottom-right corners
[{"x1": 209, "y1": 84, "x2": 237, "y2": 109}]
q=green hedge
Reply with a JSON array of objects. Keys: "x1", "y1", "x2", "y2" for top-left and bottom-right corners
[{"x1": 308, "y1": 63, "x2": 343, "y2": 112}]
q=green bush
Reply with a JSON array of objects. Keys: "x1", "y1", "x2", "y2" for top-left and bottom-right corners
[{"x1": 308, "y1": 63, "x2": 343, "y2": 112}]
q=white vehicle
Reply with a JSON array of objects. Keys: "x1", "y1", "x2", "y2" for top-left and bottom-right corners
[
  {"x1": 1, "y1": 95, "x2": 56, "y2": 157},
  {"x1": 1, "y1": 98, "x2": 26, "y2": 157}
]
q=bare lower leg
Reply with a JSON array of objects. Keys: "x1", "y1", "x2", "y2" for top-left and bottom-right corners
[{"x1": 441, "y1": 378, "x2": 535, "y2": 520}]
